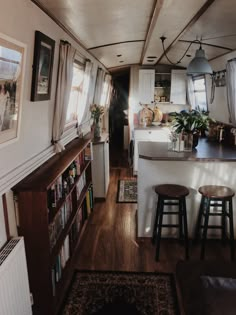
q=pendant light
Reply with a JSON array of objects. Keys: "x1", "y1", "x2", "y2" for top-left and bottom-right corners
[{"x1": 160, "y1": 37, "x2": 213, "y2": 75}]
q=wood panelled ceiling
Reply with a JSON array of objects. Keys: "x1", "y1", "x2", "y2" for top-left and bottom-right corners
[{"x1": 32, "y1": 0, "x2": 236, "y2": 71}]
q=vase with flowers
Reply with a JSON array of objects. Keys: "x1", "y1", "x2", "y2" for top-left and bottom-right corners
[{"x1": 90, "y1": 104, "x2": 105, "y2": 139}]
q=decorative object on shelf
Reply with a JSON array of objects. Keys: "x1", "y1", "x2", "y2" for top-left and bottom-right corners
[
  {"x1": 90, "y1": 104, "x2": 105, "y2": 139},
  {"x1": 169, "y1": 110, "x2": 215, "y2": 150},
  {"x1": 31, "y1": 31, "x2": 55, "y2": 101},
  {"x1": 153, "y1": 105, "x2": 163, "y2": 123},
  {"x1": 138, "y1": 103, "x2": 154, "y2": 126},
  {"x1": 160, "y1": 36, "x2": 213, "y2": 75}
]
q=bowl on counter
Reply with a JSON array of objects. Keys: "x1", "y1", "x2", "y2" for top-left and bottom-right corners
[{"x1": 152, "y1": 121, "x2": 162, "y2": 126}]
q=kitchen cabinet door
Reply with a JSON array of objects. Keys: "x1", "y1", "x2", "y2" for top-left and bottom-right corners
[
  {"x1": 139, "y1": 69, "x2": 155, "y2": 104},
  {"x1": 170, "y1": 69, "x2": 187, "y2": 104}
]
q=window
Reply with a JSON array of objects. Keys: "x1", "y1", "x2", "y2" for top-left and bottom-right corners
[
  {"x1": 66, "y1": 61, "x2": 84, "y2": 128},
  {"x1": 193, "y1": 76, "x2": 208, "y2": 111}
]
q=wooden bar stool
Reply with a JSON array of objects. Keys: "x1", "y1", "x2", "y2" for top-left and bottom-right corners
[
  {"x1": 152, "y1": 184, "x2": 190, "y2": 261},
  {"x1": 195, "y1": 185, "x2": 235, "y2": 260}
]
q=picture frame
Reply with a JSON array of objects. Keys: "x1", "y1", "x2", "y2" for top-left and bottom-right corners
[
  {"x1": 0, "y1": 32, "x2": 26, "y2": 147},
  {"x1": 31, "y1": 31, "x2": 55, "y2": 101}
]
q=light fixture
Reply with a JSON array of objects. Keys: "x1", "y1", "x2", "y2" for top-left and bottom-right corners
[{"x1": 160, "y1": 36, "x2": 213, "y2": 75}]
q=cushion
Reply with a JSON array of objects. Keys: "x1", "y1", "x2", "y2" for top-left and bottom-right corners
[{"x1": 201, "y1": 276, "x2": 236, "y2": 315}]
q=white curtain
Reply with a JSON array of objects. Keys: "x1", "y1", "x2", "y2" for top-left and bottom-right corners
[
  {"x1": 104, "y1": 74, "x2": 112, "y2": 108},
  {"x1": 186, "y1": 75, "x2": 196, "y2": 110},
  {"x1": 93, "y1": 68, "x2": 105, "y2": 104},
  {"x1": 52, "y1": 41, "x2": 76, "y2": 153},
  {"x1": 77, "y1": 60, "x2": 93, "y2": 132},
  {"x1": 226, "y1": 59, "x2": 236, "y2": 125}
]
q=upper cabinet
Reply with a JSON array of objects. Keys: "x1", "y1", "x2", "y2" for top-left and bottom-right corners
[
  {"x1": 170, "y1": 69, "x2": 187, "y2": 104},
  {"x1": 154, "y1": 72, "x2": 171, "y2": 102},
  {"x1": 139, "y1": 69, "x2": 155, "y2": 104}
]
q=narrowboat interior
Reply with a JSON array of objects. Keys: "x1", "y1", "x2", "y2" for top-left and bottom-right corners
[{"x1": 0, "y1": 0, "x2": 236, "y2": 314}]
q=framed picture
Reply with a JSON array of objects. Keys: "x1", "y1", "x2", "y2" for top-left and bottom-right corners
[
  {"x1": 31, "y1": 31, "x2": 55, "y2": 101},
  {"x1": 0, "y1": 33, "x2": 26, "y2": 147}
]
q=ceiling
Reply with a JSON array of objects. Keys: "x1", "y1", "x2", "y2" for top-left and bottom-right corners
[{"x1": 32, "y1": 0, "x2": 236, "y2": 72}]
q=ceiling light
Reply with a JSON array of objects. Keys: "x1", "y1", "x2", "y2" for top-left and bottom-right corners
[
  {"x1": 186, "y1": 45, "x2": 213, "y2": 75},
  {"x1": 160, "y1": 36, "x2": 213, "y2": 75}
]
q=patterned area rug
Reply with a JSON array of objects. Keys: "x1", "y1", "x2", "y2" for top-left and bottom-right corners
[
  {"x1": 61, "y1": 270, "x2": 179, "y2": 315},
  {"x1": 117, "y1": 179, "x2": 137, "y2": 203}
]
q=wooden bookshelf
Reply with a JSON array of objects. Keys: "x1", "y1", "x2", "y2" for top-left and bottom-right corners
[{"x1": 13, "y1": 137, "x2": 94, "y2": 315}]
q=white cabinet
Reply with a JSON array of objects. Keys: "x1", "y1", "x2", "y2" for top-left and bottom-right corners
[
  {"x1": 133, "y1": 128, "x2": 171, "y2": 174},
  {"x1": 92, "y1": 134, "x2": 110, "y2": 198},
  {"x1": 170, "y1": 69, "x2": 187, "y2": 104},
  {"x1": 139, "y1": 69, "x2": 155, "y2": 104}
]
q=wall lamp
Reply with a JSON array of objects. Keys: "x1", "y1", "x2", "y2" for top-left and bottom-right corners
[{"x1": 160, "y1": 36, "x2": 213, "y2": 75}]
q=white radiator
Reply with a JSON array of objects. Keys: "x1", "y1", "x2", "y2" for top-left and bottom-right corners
[{"x1": 0, "y1": 237, "x2": 32, "y2": 315}]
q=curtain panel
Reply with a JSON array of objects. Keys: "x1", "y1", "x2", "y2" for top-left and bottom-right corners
[
  {"x1": 226, "y1": 59, "x2": 236, "y2": 125},
  {"x1": 186, "y1": 75, "x2": 196, "y2": 110},
  {"x1": 52, "y1": 41, "x2": 76, "y2": 153},
  {"x1": 93, "y1": 68, "x2": 105, "y2": 104},
  {"x1": 77, "y1": 59, "x2": 93, "y2": 135}
]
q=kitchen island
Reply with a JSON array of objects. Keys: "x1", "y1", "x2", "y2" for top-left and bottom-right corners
[{"x1": 137, "y1": 139, "x2": 236, "y2": 238}]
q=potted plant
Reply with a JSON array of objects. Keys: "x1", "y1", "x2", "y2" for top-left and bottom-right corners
[
  {"x1": 90, "y1": 104, "x2": 105, "y2": 139},
  {"x1": 169, "y1": 110, "x2": 214, "y2": 148}
]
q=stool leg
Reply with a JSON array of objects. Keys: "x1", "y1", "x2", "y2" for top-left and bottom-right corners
[
  {"x1": 155, "y1": 198, "x2": 164, "y2": 261},
  {"x1": 194, "y1": 196, "x2": 204, "y2": 242},
  {"x1": 221, "y1": 200, "x2": 227, "y2": 244},
  {"x1": 152, "y1": 196, "x2": 161, "y2": 245},
  {"x1": 178, "y1": 199, "x2": 184, "y2": 240},
  {"x1": 181, "y1": 197, "x2": 189, "y2": 260},
  {"x1": 201, "y1": 197, "x2": 210, "y2": 260},
  {"x1": 228, "y1": 198, "x2": 235, "y2": 261}
]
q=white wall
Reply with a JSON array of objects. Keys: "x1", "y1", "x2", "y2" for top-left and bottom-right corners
[
  {"x1": 0, "y1": 0, "x2": 106, "y2": 242},
  {"x1": 208, "y1": 51, "x2": 236, "y2": 123}
]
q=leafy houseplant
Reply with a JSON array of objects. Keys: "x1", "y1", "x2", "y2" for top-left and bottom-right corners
[
  {"x1": 90, "y1": 104, "x2": 105, "y2": 139},
  {"x1": 169, "y1": 110, "x2": 214, "y2": 148}
]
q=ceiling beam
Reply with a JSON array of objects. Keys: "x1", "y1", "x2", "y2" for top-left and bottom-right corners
[
  {"x1": 88, "y1": 40, "x2": 144, "y2": 51},
  {"x1": 178, "y1": 39, "x2": 233, "y2": 52},
  {"x1": 140, "y1": 0, "x2": 164, "y2": 64},
  {"x1": 156, "y1": 0, "x2": 216, "y2": 64}
]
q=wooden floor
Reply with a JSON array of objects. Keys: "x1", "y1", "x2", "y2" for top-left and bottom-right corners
[{"x1": 75, "y1": 159, "x2": 232, "y2": 274}]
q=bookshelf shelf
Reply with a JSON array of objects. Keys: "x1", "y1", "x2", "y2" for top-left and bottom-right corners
[{"x1": 13, "y1": 137, "x2": 94, "y2": 315}]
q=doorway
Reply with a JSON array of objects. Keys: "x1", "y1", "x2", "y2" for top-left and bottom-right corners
[{"x1": 109, "y1": 70, "x2": 130, "y2": 167}]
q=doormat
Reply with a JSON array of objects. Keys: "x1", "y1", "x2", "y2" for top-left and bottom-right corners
[
  {"x1": 61, "y1": 270, "x2": 179, "y2": 315},
  {"x1": 116, "y1": 179, "x2": 137, "y2": 203}
]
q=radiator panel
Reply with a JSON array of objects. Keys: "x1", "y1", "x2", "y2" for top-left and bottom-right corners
[{"x1": 0, "y1": 237, "x2": 32, "y2": 315}]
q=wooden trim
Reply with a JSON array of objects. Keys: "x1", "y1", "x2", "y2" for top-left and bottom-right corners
[
  {"x1": 140, "y1": 0, "x2": 164, "y2": 64},
  {"x1": 178, "y1": 39, "x2": 232, "y2": 52},
  {"x1": 2, "y1": 194, "x2": 10, "y2": 240},
  {"x1": 88, "y1": 40, "x2": 144, "y2": 51},
  {"x1": 156, "y1": 0, "x2": 216, "y2": 64}
]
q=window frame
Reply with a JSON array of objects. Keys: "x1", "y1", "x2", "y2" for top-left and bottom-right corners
[
  {"x1": 64, "y1": 59, "x2": 85, "y2": 131},
  {"x1": 192, "y1": 75, "x2": 208, "y2": 112}
]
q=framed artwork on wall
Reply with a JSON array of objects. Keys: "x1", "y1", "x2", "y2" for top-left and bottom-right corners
[
  {"x1": 0, "y1": 32, "x2": 26, "y2": 147},
  {"x1": 31, "y1": 31, "x2": 55, "y2": 101}
]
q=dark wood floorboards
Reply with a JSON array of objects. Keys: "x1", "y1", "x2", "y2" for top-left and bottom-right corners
[{"x1": 75, "y1": 161, "x2": 232, "y2": 274}]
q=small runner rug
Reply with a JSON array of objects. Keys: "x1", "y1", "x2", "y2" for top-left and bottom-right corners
[
  {"x1": 117, "y1": 179, "x2": 137, "y2": 203},
  {"x1": 61, "y1": 270, "x2": 179, "y2": 315}
]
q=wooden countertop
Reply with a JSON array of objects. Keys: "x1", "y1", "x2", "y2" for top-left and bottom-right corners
[
  {"x1": 139, "y1": 138, "x2": 236, "y2": 161},
  {"x1": 92, "y1": 133, "x2": 109, "y2": 145}
]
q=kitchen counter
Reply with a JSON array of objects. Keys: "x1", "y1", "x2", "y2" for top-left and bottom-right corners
[
  {"x1": 139, "y1": 138, "x2": 236, "y2": 161},
  {"x1": 137, "y1": 138, "x2": 236, "y2": 238}
]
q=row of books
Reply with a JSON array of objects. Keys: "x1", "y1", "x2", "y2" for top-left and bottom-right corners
[
  {"x1": 47, "y1": 151, "x2": 88, "y2": 210},
  {"x1": 51, "y1": 184, "x2": 94, "y2": 296},
  {"x1": 76, "y1": 172, "x2": 86, "y2": 201},
  {"x1": 48, "y1": 196, "x2": 72, "y2": 249},
  {"x1": 51, "y1": 235, "x2": 70, "y2": 296}
]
